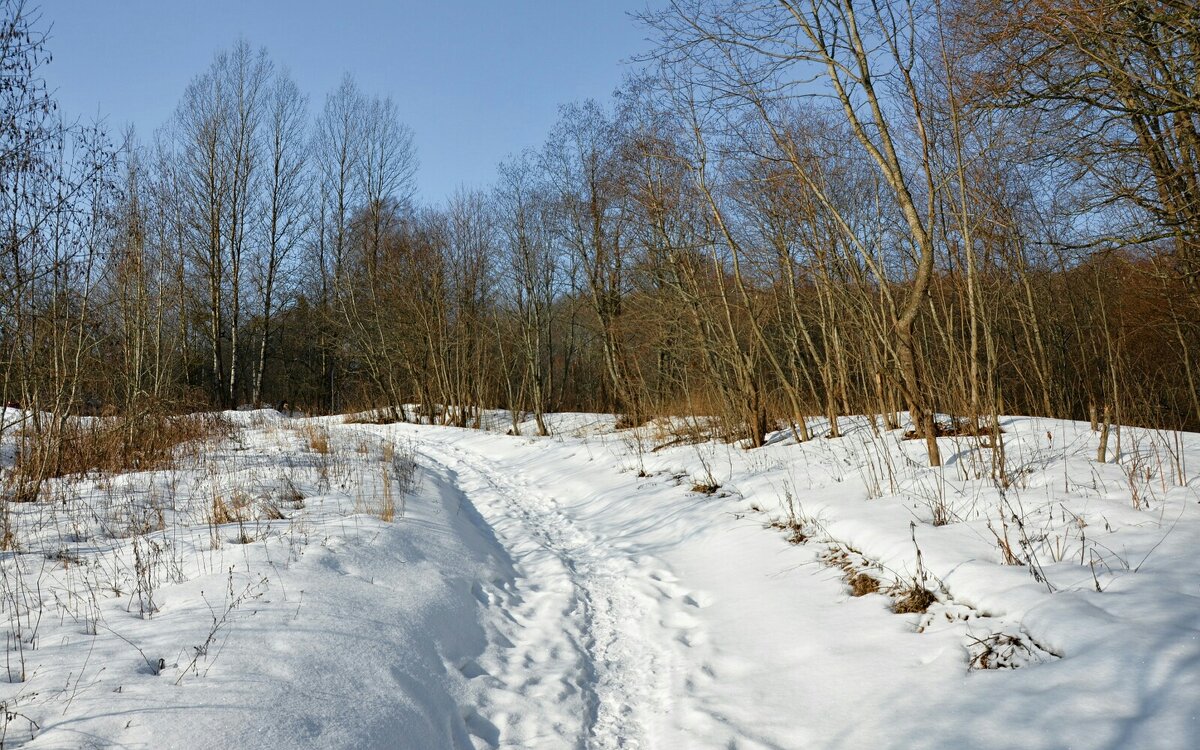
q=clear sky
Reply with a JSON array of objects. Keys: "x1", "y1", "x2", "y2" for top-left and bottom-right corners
[{"x1": 38, "y1": 1, "x2": 661, "y2": 205}]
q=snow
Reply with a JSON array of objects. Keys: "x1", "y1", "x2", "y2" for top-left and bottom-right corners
[{"x1": 1, "y1": 410, "x2": 1197, "y2": 748}]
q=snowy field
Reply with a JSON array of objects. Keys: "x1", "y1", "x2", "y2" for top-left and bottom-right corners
[{"x1": 0, "y1": 408, "x2": 1197, "y2": 749}]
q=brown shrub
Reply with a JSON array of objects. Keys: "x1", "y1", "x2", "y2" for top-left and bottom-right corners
[{"x1": 6, "y1": 412, "x2": 231, "y2": 501}]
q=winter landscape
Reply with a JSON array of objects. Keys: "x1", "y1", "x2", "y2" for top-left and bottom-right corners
[
  {"x1": 4, "y1": 0, "x2": 1200, "y2": 748},
  {"x1": 0, "y1": 408, "x2": 1197, "y2": 748}
]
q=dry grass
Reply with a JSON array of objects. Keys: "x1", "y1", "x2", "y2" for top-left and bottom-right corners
[
  {"x1": 379, "y1": 467, "x2": 396, "y2": 522},
  {"x1": 822, "y1": 547, "x2": 887, "y2": 597},
  {"x1": 5, "y1": 412, "x2": 231, "y2": 502},
  {"x1": 343, "y1": 408, "x2": 404, "y2": 425},
  {"x1": 614, "y1": 413, "x2": 649, "y2": 430},
  {"x1": 297, "y1": 423, "x2": 331, "y2": 454},
  {"x1": 769, "y1": 518, "x2": 808, "y2": 544},
  {"x1": 823, "y1": 540, "x2": 933, "y2": 611},
  {"x1": 890, "y1": 582, "x2": 938, "y2": 614},
  {"x1": 847, "y1": 573, "x2": 880, "y2": 597},
  {"x1": 210, "y1": 492, "x2": 251, "y2": 525},
  {"x1": 902, "y1": 416, "x2": 1005, "y2": 441}
]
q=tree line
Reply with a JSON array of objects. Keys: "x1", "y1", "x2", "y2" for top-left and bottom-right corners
[{"x1": 3, "y1": 0, "x2": 1198, "y2": 467}]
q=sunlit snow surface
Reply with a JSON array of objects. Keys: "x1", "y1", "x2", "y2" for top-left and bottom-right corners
[{"x1": 0, "y1": 408, "x2": 1196, "y2": 748}]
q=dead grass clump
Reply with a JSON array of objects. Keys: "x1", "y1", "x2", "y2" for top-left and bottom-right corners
[
  {"x1": 210, "y1": 492, "x2": 251, "y2": 525},
  {"x1": 769, "y1": 519, "x2": 808, "y2": 544},
  {"x1": 300, "y1": 424, "x2": 330, "y2": 454},
  {"x1": 822, "y1": 547, "x2": 886, "y2": 597},
  {"x1": 847, "y1": 573, "x2": 880, "y2": 597},
  {"x1": 379, "y1": 470, "x2": 396, "y2": 523},
  {"x1": 690, "y1": 481, "x2": 720, "y2": 495},
  {"x1": 259, "y1": 500, "x2": 285, "y2": 521},
  {"x1": 891, "y1": 582, "x2": 938, "y2": 614},
  {"x1": 8, "y1": 412, "x2": 231, "y2": 495}
]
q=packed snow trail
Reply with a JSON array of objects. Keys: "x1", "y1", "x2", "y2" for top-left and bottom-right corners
[
  {"x1": 412, "y1": 437, "x2": 673, "y2": 749},
  {"x1": 375, "y1": 423, "x2": 846, "y2": 750}
]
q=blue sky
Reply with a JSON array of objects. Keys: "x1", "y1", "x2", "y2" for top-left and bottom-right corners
[{"x1": 40, "y1": 1, "x2": 661, "y2": 204}]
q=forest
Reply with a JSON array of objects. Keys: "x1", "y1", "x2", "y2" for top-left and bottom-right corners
[{"x1": 4, "y1": 0, "x2": 1199, "y2": 473}]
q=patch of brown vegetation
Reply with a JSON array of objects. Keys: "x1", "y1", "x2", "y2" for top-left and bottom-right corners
[
  {"x1": 901, "y1": 417, "x2": 1005, "y2": 441},
  {"x1": 822, "y1": 547, "x2": 886, "y2": 597},
  {"x1": 890, "y1": 583, "x2": 938, "y2": 614},
  {"x1": 343, "y1": 408, "x2": 404, "y2": 425},
  {"x1": 615, "y1": 413, "x2": 653, "y2": 430},
  {"x1": 210, "y1": 492, "x2": 253, "y2": 525},
  {"x1": 6, "y1": 413, "x2": 231, "y2": 501},
  {"x1": 300, "y1": 424, "x2": 330, "y2": 454},
  {"x1": 769, "y1": 519, "x2": 808, "y2": 544},
  {"x1": 847, "y1": 573, "x2": 880, "y2": 596}
]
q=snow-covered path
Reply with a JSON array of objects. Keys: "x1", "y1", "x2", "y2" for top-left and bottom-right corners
[
  {"x1": 376, "y1": 422, "x2": 927, "y2": 750},
  {"x1": 414, "y1": 437, "x2": 672, "y2": 748}
]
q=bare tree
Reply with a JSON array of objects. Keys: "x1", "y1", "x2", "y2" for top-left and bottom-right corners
[
  {"x1": 544, "y1": 101, "x2": 643, "y2": 421},
  {"x1": 252, "y1": 70, "x2": 308, "y2": 406},
  {"x1": 174, "y1": 41, "x2": 272, "y2": 407},
  {"x1": 496, "y1": 151, "x2": 558, "y2": 435},
  {"x1": 310, "y1": 74, "x2": 364, "y2": 412}
]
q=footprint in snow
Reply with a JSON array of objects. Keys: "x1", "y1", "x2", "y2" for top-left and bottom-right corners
[
  {"x1": 457, "y1": 658, "x2": 488, "y2": 679},
  {"x1": 683, "y1": 591, "x2": 714, "y2": 609},
  {"x1": 462, "y1": 709, "x2": 500, "y2": 747},
  {"x1": 677, "y1": 630, "x2": 709, "y2": 648}
]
